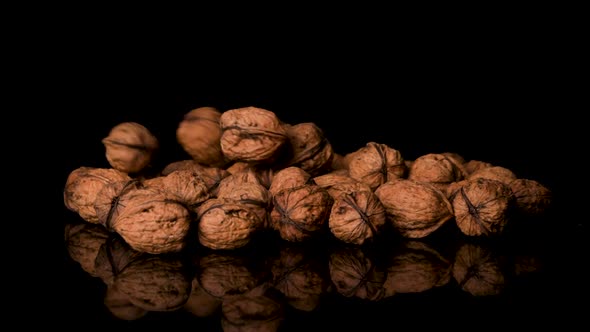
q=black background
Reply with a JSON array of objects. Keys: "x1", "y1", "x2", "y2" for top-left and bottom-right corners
[{"x1": 28, "y1": 15, "x2": 586, "y2": 329}]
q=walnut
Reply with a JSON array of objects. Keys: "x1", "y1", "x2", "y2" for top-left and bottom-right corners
[
  {"x1": 408, "y1": 153, "x2": 466, "y2": 191},
  {"x1": 268, "y1": 166, "x2": 311, "y2": 196},
  {"x1": 328, "y1": 189, "x2": 387, "y2": 245},
  {"x1": 196, "y1": 198, "x2": 266, "y2": 250},
  {"x1": 94, "y1": 179, "x2": 142, "y2": 228},
  {"x1": 103, "y1": 284, "x2": 148, "y2": 321},
  {"x1": 197, "y1": 252, "x2": 265, "y2": 299},
  {"x1": 382, "y1": 240, "x2": 451, "y2": 297},
  {"x1": 468, "y1": 165, "x2": 517, "y2": 184},
  {"x1": 313, "y1": 171, "x2": 371, "y2": 199},
  {"x1": 160, "y1": 161, "x2": 230, "y2": 196},
  {"x1": 374, "y1": 179, "x2": 454, "y2": 238},
  {"x1": 441, "y1": 152, "x2": 466, "y2": 164},
  {"x1": 328, "y1": 246, "x2": 386, "y2": 301},
  {"x1": 451, "y1": 178, "x2": 514, "y2": 236},
  {"x1": 64, "y1": 221, "x2": 110, "y2": 277},
  {"x1": 453, "y1": 242, "x2": 506, "y2": 296},
  {"x1": 348, "y1": 142, "x2": 407, "y2": 191},
  {"x1": 105, "y1": 187, "x2": 192, "y2": 254},
  {"x1": 330, "y1": 153, "x2": 348, "y2": 170},
  {"x1": 176, "y1": 106, "x2": 226, "y2": 167},
  {"x1": 143, "y1": 169, "x2": 211, "y2": 207},
  {"x1": 226, "y1": 162, "x2": 275, "y2": 189},
  {"x1": 509, "y1": 178, "x2": 552, "y2": 216},
  {"x1": 102, "y1": 122, "x2": 159, "y2": 174},
  {"x1": 63, "y1": 166, "x2": 131, "y2": 224},
  {"x1": 217, "y1": 169, "x2": 271, "y2": 208},
  {"x1": 283, "y1": 122, "x2": 334, "y2": 176},
  {"x1": 220, "y1": 106, "x2": 288, "y2": 163},
  {"x1": 463, "y1": 160, "x2": 493, "y2": 175},
  {"x1": 221, "y1": 286, "x2": 285, "y2": 332},
  {"x1": 93, "y1": 233, "x2": 143, "y2": 286}
]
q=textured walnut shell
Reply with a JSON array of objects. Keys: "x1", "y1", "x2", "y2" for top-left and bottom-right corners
[
  {"x1": 102, "y1": 122, "x2": 159, "y2": 174},
  {"x1": 161, "y1": 159, "x2": 198, "y2": 175},
  {"x1": 444, "y1": 180, "x2": 469, "y2": 201},
  {"x1": 329, "y1": 190, "x2": 387, "y2": 245},
  {"x1": 313, "y1": 172, "x2": 371, "y2": 199},
  {"x1": 217, "y1": 169, "x2": 271, "y2": 207},
  {"x1": 268, "y1": 166, "x2": 311, "y2": 196},
  {"x1": 197, "y1": 253, "x2": 263, "y2": 299},
  {"x1": 383, "y1": 241, "x2": 451, "y2": 296},
  {"x1": 94, "y1": 179, "x2": 142, "y2": 228},
  {"x1": 109, "y1": 187, "x2": 192, "y2": 254},
  {"x1": 348, "y1": 142, "x2": 407, "y2": 191},
  {"x1": 329, "y1": 246, "x2": 386, "y2": 301},
  {"x1": 64, "y1": 167, "x2": 131, "y2": 224},
  {"x1": 453, "y1": 242, "x2": 505, "y2": 296},
  {"x1": 408, "y1": 153, "x2": 466, "y2": 191},
  {"x1": 509, "y1": 178, "x2": 552, "y2": 216},
  {"x1": 374, "y1": 179, "x2": 454, "y2": 238},
  {"x1": 93, "y1": 234, "x2": 143, "y2": 286},
  {"x1": 270, "y1": 185, "x2": 333, "y2": 242},
  {"x1": 220, "y1": 106, "x2": 288, "y2": 163},
  {"x1": 160, "y1": 161, "x2": 230, "y2": 195},
  {"x1": 176, "y1": 107, "x2": 226, "y2": 167},
  {"x1": 441, "y1": 152, "x2": 466, "y2": 165},
  {"x1": 468, "y1": 165, "x2": 517, "y2": 184},
  {"x1": 64, "y1": 222, "x2": 110, "y2": 277},
  {"x1": 103, "y1": 284, "x2": 148, "y2": 321},
  {"x1": 184, "y1": 277, "x2": 222, "y2": 317},
  {"x1": 196, "y1": 198, "x2": 265, "y2": 250},
  {"x1": 463, "y1": 160, "x2": 493, "y2": 175},
  {"x1": 143, "y1": 169, "x2": 211, "y2": 207},
  {"x1": 226, "y1": 162, "x2": 275, "y2": 188},
  {"x1": 452, "y1": 178, "x2": 513, "y2": 236},
  {"x1": 113, "y1": 254, "x2": 192, "y2": 311},
  {"x1": 221, "y1": 287, "x2": 284, "y2": 332},
  {"x1": 271, "y1": 245, "x2": 328, "y2": 311},
  {"x1": 284, "y1": 122, "x2": 334, "y2": 176}
]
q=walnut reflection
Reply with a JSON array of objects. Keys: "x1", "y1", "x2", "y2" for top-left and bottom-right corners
[
  {"x1": 221, "y1": 285, "x2": 285, "y2": 332},
  {"x1": 64, "y1": 221, "x2": 110, "y2": 277},
  {"x1": 452, "y1": 241, "x2": 506, "y2": 296}
]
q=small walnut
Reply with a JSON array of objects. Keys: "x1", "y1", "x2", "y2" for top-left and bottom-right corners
[
  {"x1": 329, "y1": 189, "x2": 387, "y2": 245},
  {"x1": 64, "y1": 222, "x2": 110, "y2": 277},
  {"x1": 283, "y1": 122, "x2": 334, "y2": 176},
  {"x1": 64, "y1": 167, "x2": 131, "y2": 224},
  {"x1": 451, "y1": 178, "x2": 513, "y2": 236},
  {"x1": 268, "y1": 166, "x2": 311, "y2": 196},
  {"x1": 220, "y1": 106, "x2": 288, "y2": 163},
  {"x1": 196, "y1": 198, "x2": 266, "y2": 250},
  {"x1": 453, "y1": 242, "x2": 506, "y2": 296},
  {"x1": 221, "y1": 286, "x2": 285, "y2": 332},
  {"x1": 509, "y1": 178, "x2": 552, "y2": 216},
  {"x1": 468, "y1": 165, "x2": 517, "y2": 184},
  {"x1": 374, "y1": 179, "x2": 454, "y2": 238},
  {"x1": 348, "y1": 142, "x2": 407, "y2": 191},
  {"x1": 329, "y1": 246, "x2": 386, "y2": 301},
  {"x1": 176, "y1": 106, "x2": 226, "y2": 167},
  {"x1": 408, "y1": 153, "x2": 466, "y2": 191},
  {"x1": 197, "y1": 252, "x2": 264, "y2": 299},
  {"x1": 463, "y1": 160, "x2": 493, "y2": 175},
  {"x1": 102, "y1": 122, "x2": 159, "y2": 174}
]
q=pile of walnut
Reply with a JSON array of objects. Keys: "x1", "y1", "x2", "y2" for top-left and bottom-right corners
[{"x1": 64, "y1": 106, "x2": 552, "y2": 254}]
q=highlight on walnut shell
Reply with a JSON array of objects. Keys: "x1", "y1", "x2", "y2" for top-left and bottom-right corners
[
  {"x1": 374, "y1": 179, "x2": 454, "y2": 239},
  {"x1": 283, "y1": 122, "x2": 334, "y2": 176},
  {"x1": 176, "y1": 106, "x2": 226, "y2": 167},
  {"x1": 451, "y1": 178, "x2": 514, "y2": 237},
  {"x1": 328, "y1": 246, "x2": 386, "y2": 301},
  {"x1": 347, "y1": 142, "x2": 407, "y2": 191},
  {"x1": 220, "y1": 106, "x2": 288, "y2": 163},
  {"x1": 408, "y1": 153, "x2": 466, "y2": 191},
  {"x1": 102, "y1": 122, "x2": 159, "y2": 174},
  {"x1": 452, "y1": 241, "x2": 506, "y2": 296}
]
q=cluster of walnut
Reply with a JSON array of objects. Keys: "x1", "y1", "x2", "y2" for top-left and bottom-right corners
[{"x1": 64, "y1": 106, "x2": 552, "y2": 254}]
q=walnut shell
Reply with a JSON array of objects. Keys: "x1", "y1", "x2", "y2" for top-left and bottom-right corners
[
  {"x1": 374, "y1": 179, "x2": 454, "y2": 238},
  {"x1": 509, "y1": 178, "x2": 552, "y2": 216},
  {"x1": 93, "y1": 233, "x2": 143, "y2": 286},
  {"x1": 220, "y1": 106, "x2": 288, "y2": 163},
  {"x1": 468, "y1": 165, "x2": 517, "y2": 184},
  {"x1": 463, "y1": 160, "x2": 493, "y2": 175},
  {"x1": 64, "y1": 167, "x2": 131, "y2": 224},
  {"x1": 160, "y1": 161, "x2": 230, "y2": 196},
  {"x1": 284, "y1": 122, "x2": 334, "y2": 176},
  {"x1": 408, "y1": 153, "x2": 466, "y2": 191},
  {"x1": 221, "y1": 287, "x2": 285, "y2": 332},
  {"x1": 268, "y1": 166, "x2": 311, "y2": 196},
  {"x1": 143, "y1": 169, "x2": 211, "y2": 207},
  {"x1": 329, "y1": 190, "x2": 387, "y2": 245},
  {"x1": 348, "y1": 142, "x2": 407, "y2": 191},
  {"x1": 94, "y1": 179, "x2": 142, "y2": 228},
  {"x1": 102, "y1": 122, "x2": 159, "y2": 174},
  {"x1": 453, "y1": 242, "x2": 505, "y2": 296},
  {"x1": 176, "y1": 107, "x2": 226, "y2": 167},
  {"x1": 452, "y1": 178, "x2": 513, "y2": 236},
  {"x1": 313, "y1": 172, "x2": 371, "y2": 199},
  {"x1": 64, "y1": 222, "x2": 110, "y2": 277},
  {"x1": 109, "y1": 187, "x2": 192, "y2": 254},
  {"x1": 328, "y1": 246, "x2": 386, "y2": 301},
  {"x1": 330, "y1": 153, "x2": 348, "y2": 170},
  {"x1": 197, "y1": 253, "x2": 264, "y2": 299}
]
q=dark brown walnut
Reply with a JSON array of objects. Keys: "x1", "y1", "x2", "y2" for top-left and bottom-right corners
[
  {"x1": 102, "y1": 122, "x2": 159, "y2": 174},
  {"x1": 113, "y1": 253, "x2": 192, "y2": 311},
  {"x1": 444, "y1": 180, "x2": 469, "y2": 201},
  {"x1": 161, "y1": 159, "x2": 198, "y2": 175},
  {"x1": 271, "y1": 245, "x2": 328, "y2": 311},
  {"x1": 268, "y1": 166, "x2": 311, "y2": 196},
  {"x1": 313, "y1": 172, "x2": 371, "y2": 199},
  {"x1": 348, "y1": 142, "x2": 407, "y2": 191},
  {"x1": 509, "y1": 178, "x2": 552, "y2": 216},
  {"x1": 468, "y1": 165, "x2": 517, "y2": 184},
  {"x1": 143, "y1": 169, "x2": 211, "y2": 207},
  {"x1": 408, "y1": 153, "x2": 466, "y2": 191},
  {"x1": 184, "y1": 277, "x2": 222, "y2": 318},
  {"x1": 64, "y1": 222, "x2": 110, "y2": 277},
  {"x1": 382, "y1": 240, "x2": 451, "y2": 297},
  {"x1": 176, "y1": 106, "x2": 227, "y2": 167},
  {"x1": 197, "y1": 253, "x2": 264, "y2": 299},
  {"x1": 330, "y1": 152, "x2": 348, "y2": 170},
  {"x1": 216, "y1": 169, "x2": 271, "y2": 227},
  {"x1": 463, "y1": 159, "x2": 493, "y2": 175},
  {"x1": 404, "y1": 160, "x2": 414, "y2": 169},
  {"x1": 64, "y1": 167, "x2": 131, "y2": 224},
  {"x1": 374, "y1": 179, "x2": 454, "y2": 238},
  {"x1": 93, "y1": 233, "x2": 143, "y2": 286},
  {"x1": 103, "y1": 284, "x2": 148, "y2": 321},
  {"x1": 329, "y1": 246, "x2": 386, "y2": 301},
  {"x1": 453, "y1": 242, "x2": 506, "y2": 296},
  {"x1": 221, "y1": 286, "x2": 285, "y2": 332},
  {"x1": 220, "y1": 106, "x2": 288, "y2": 163},
  {"x1": 329, "y1": 189, "x2": 387, "y2": 245},
  {"x1": 270, "y1": 184, "x2": 333, "y2": 242},
  {"x1": 106, "y1": 187, "x2": 192, "y2": 254},
  {"x1": 452, "y1": 178, "x2": 513, "y2": 237},
  {"x1": 196, "y1": 198, "x2": 265, "y2": 250},
  {"x1": 441, "y1": 152, "x2": 466, "y2": 165},
  {"x1": 284, "y1": 122, "x2": 334, "y2": 176},
  {"x1": 94, "y1": 179, "x2": 143, "y2": 228}
]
